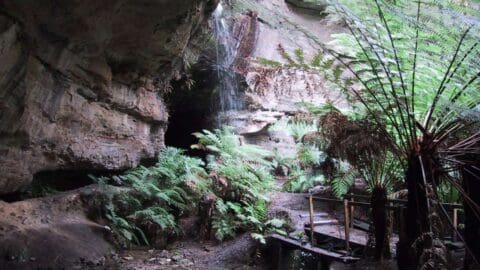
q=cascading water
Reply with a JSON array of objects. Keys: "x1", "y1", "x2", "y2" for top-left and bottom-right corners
[{"x1": 212, "y1": 2, "x2": 245, "y2": 126}]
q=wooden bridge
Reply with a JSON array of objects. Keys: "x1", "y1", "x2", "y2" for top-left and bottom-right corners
[{"x1": 267, "y1": 193, "x2": 464, "y2": 269}]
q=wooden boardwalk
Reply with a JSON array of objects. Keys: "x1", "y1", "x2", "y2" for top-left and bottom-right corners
[
  {"x1": 267, "y1": 194, "x2": 464, "y2": 269},
  {"x1": 267, "y1": 233, "x2": 361, "y2": 264}
]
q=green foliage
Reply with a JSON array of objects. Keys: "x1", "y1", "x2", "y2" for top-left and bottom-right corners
[
  {"x1": 269, "y1": 119, "x2": 318, "y2": 143},
  {"x1": 193, "y1": 126, "x2": 273, "y2": 166},
  {"x1": 272, "y1": 149, "x2": 297, "y2": 171},
  {"x1": 437, "y1": 180, "x2": 461, "y2": 203},
  {"x1": 297, "y1": 101, "x2": 341, "y2": 117},
  {"x1": 318, "y1": 1, "x2": 479, "y2": 266},
  {"x1": 298, "y1": 144, "x2": 326, "y2": 168},
  {"x1": 294, "y1": 48, "x2": 306, "y2": 66},
  {"x1": 91, "y1": 147, "x2": 208, "y2": 246},
  {"x1": 192, "y1": 127, "x2": 282, "y2": 241},
  {"x1": 330, "y1": 160, "x2": 357, "y2": 198},
  {"x1": 284, "y1": 172, "x2": 326, "y2": 193},
  {"x1": 256, "y1": 57, "x2": 283, "y2": 67},
  {"x1": 212, "y1": 200, "x2": 240, "y2": 241}
]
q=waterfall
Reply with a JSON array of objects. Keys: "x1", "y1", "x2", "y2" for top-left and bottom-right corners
[{"x1": 212, "y1": 3, "x2": 244, "y2": 125}]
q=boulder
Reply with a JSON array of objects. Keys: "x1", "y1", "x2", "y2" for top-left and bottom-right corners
[{"x1": 0, "y1": 186, "x2": 113, "y2": 269}]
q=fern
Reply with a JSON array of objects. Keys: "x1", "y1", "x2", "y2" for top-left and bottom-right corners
[
  {"x1": 284, "y1": 173, "x2": 326, "y2": 193},
  {"x1": 92, "y1": 147, "x2": 208, "y2": 246},
  {"x1": 291, "y1": 122, "x2": 318, "y2": 142},
  {"x1": 297, "y1": 144, "x2": 326, "y2": 168},
  {"x1": 331, "y1": 160, "x2": 356, "y2": 199},
  {"x1": 193, "y1": 128, "x2": 277, "y2": 241},
  {"x1": 212, "y1": 214, "x2": 238, "y2": 241},
  {"x1": 131, "y1": 207, "x2": 177, "y2": 231}
]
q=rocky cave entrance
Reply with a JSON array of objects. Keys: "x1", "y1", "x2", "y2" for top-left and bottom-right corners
[
  {"x1": 165, "y1": 59, "x2": 219, "y2": 154},
  {"x1": 0, "y1": 169, "x2": 124, "y2": 202}
]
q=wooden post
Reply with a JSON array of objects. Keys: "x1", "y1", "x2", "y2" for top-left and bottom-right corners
[
  {"x1": 350, "y1": 193, "x2": 355, "y2": 228},
  {"x1": 344, "y1": 198, "x2": 350, "y2": 252},
  {"x1": 453, "y1": 208, "x2": 458, "y2": 242},
  {"x1": 309, "y1": 195, "x2": 316, "y2": 245}
]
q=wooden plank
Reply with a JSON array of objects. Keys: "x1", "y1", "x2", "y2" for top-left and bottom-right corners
[
  {"x1": 388, "y1": 198, "x2": 462, "y2": 209},
  {"x1": 453, "y1": 208, "x2": 459, "y2": 241},
  {"x1": 304, "y1": 220, "x2": 338, "y2": 226},
  {"x1": 307, "y1": 196, "x2": 462, "y2": 210},
  {"x1": 344, "y1": 199, "x2": 350, "y2": 252},
  {"x1": 306, "y1": 196, "x2": 343, "y2": 203},
  {"x1": 299, "y1": 213, "x2": 329, "y2": 218},
  {"x1": 267, "y1": 234, "x2": 361, "y2": 263},
  {"x1": 309, "y1": 195, "x2": 316, "y2": 246},
  {"x1": 350, "y1": 194, "x2": 355, "y2": 228},
  {"x1": 352, "y1": 218, "x2": 370, "y2": 232},
  {"x1": 344, "y1": 194, "x2": 370, "y2": 200},
  {"x1": 304, "y1": 226, "x2": 368, "y2": 248}
]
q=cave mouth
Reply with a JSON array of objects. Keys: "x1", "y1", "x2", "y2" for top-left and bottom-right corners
[
  {"x1": 30, "y1": 169, "x2": 126, "y2": 194},
  {"x1": 0, "y1": 169, "x2": 124, "y2": 202},
  {"x1": 165, "y1": 59, "x2": 218, "y2": 154}
]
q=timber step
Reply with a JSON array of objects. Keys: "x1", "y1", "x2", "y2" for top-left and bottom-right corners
[{"x1": 267, "y1": 233, "x2": 361, "y2": 264}]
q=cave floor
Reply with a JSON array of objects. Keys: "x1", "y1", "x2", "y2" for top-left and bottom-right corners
[{"x1": 91, "y1": 180, "x2": 394, "y2": 270}]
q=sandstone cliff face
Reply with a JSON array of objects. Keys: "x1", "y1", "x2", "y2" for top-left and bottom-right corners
[
  {"x1": 218, "y1": 0, "x2": 346, "y2": 155},
  {"x1": 229, "y1": 0, "x2": 348, "y2": 114},
  {"x1": 0, "y1": 0, "x2": 217, "y2": 195}
]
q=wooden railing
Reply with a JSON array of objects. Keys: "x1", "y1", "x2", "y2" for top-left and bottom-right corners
[{"x1": 307, "y1": 194, "x2": 463, "y2": 253}]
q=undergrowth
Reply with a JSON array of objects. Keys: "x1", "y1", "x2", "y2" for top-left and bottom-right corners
[
  {"x1": 193, "y1": 127, "x2": 288, "y2": 242},
  {"x1": 93, "y1": 127, "x2": 287, "y2": 246},
  {"x1": 91, "y1": 147, "x2": 208, "y2": 247}
]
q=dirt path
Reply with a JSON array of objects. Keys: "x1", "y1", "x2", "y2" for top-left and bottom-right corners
[{"x1": 104, "y1": 234, "x2": 259, "y2": 270}]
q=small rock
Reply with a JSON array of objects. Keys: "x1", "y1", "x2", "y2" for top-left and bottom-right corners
[
  {"x1": 29, "y1": 257, "x2": 36, "y2": 262},
  {"x1": 95, "y1": 256, "x2": 106, "y2": 265},
  {"x1": 179, "y1": 258, "x2": 191, "y2": 267},
  {"x1": 148, "y1": 257, "x2": 157, "y2": 262},
  {"x1": 159, "y1": 258, "x2": 171, "y2": 265},
  {"x1": 159, "y1": 250, "x2": 170, "y2": 257},
  {"x1": 148, "y1": 249, "x2": 155, "y2": 254},
  {"x1": 171, "y1": 254, "x2": 183, "y2": 261},
  {"x1": 122, "y1": 256, "x2": 134, "y2": 261}
]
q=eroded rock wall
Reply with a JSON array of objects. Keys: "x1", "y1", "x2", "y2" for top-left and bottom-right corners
[
  {"x1": 219, "y1": 0, "x2": 347, "y2": 155},
  {"x1": 0, "y1": 0, "x2": 218, "y2": 195}
]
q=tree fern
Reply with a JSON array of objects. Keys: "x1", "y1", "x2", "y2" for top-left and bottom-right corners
[{"x1": 320, "y1": 0, "x2": 479, "y2": 267}]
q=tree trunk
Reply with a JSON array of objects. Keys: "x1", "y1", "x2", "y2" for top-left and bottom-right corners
[
  {"x1": 198, "y1": 192, "x2": 217, "y2": 240},
  {"x1": 397, "y1": 153, "x2": 433, "y2": 270},
  {"x1": 371, "y1": 185, "x2": 390, "y2": 260},
  {"x1": 463, "y1": 155, "x2": 480, "y2": 270}
]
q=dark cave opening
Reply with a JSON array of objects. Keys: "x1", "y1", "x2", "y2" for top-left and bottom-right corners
[
  {"x1": 30, "y1": 169, "x2": 127, "y2": 197},
  {"x1": 165, "y1": 59, "x2": 218, "y2": 154},
  {"x1": 0, "y1": 169, "x2": 124, "y2": 202}
]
